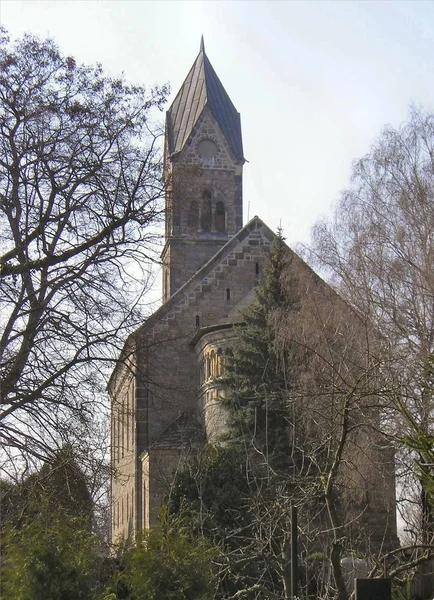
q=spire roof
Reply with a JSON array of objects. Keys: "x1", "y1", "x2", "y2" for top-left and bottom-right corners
[{"x1": 166, "y1": 41, "x2": 244, "y2": 161}]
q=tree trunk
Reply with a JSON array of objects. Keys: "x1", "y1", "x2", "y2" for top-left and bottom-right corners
[{"x1": 330, "y1": 540, "x2": 349, "y2": 600}]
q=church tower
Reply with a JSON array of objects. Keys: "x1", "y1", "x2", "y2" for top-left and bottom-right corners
[{"x1": 161, "y1": 38, "x2": 245, "y2": 302}]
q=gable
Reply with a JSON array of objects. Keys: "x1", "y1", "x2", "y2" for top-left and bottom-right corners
[
  {"x1": 108, "y1": 215, "x2": 328, "y2": 391},
  {"x1": 179, "y1": 106, "x2": 239, "y2": 170},
  {"x1": 139, "y1": 216, "x2": 275, "y2": 334}
]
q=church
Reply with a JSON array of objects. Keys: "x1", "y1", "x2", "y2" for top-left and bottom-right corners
[{"x1": 109, "y1": 40, "x2": 398, "y2": 547}]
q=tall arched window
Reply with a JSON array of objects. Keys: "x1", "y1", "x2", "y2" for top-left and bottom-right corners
[
  {"x1": 217, "y1": 348, "x2": 224, "y2": 376},
  {"x1": 187, "y1": 201, "x2": 199, "y2": 232},
  {"x1": 215, "y1": 200, "x2": 226, "y2": 232},
  {"x1": 210, "y1": 350, "x2": 216, "y2": 377},
  {"x1": 201, "y1": 190, "x2": 212, "y2": 232}
]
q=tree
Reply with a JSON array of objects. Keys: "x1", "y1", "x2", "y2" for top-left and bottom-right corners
[
  {"x1": 170, "y1": 233, "x2": 401, "y2": 600},
  {"x1": 0, "y1": 445, "x2": 93, "y2": 533},
  {"x1": 101, "y1": 516, "x2": 217, "y2": 600},
  {"x1": 168, "y1": 445, "x2": 266, "y2": 599},
  {"x1": 1, "y1": 505, "x2": 103, "y2": 600},
  {"x1": 274, "y1": 269, "x2": 399, "y2": 600},
  {"x1": 223, "y1": 229, "x2": 299, "y2": 472},
  {"x1": 0, "y1": 28, "x2": 168, "y2": 462},
  {"x1": 309, "y1": 106, "x2": 434, "y2": 588},
  {"x1": 1, "y1": 449, "x2": 106, "y2": 600}
]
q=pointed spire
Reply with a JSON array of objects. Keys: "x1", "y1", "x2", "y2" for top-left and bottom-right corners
[{"x1": 166, "y1": 41, "x2": 244, "y2": 161}]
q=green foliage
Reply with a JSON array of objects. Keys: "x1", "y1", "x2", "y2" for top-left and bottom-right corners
[
  {"x1": 168, "y1": 444, "x2": 281, "y2": 598},
  {"x1": 102, "y1": 518, "x2": 217, "y2": 600},
  {"x1": 1, "y1": 504, "x2": 102, "y2": 600},
  {"x1": 168, "y1": 444, "x2": 251, "y2": 533},
  {"x1": 223, "y1": 229, "x2": 299, "y2": 471},
  {"x1": 0, "y1": 449, "x2": 104, "y2": 600},
  {"x1": 1, "y1": 447, "x2": 93, "y2": 533},
  {"x1": 167, "y1": 234, "x2": 309, "y2": 598},
  {"x1": 37, "y1": 445, "x2": 94, "y2": 520}
]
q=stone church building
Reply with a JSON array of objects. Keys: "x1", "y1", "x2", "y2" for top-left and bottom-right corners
[{"x1": 109, "y1": 40, "x2": 398, "y2": 547}]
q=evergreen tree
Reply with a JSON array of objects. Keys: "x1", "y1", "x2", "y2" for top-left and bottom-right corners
[
  {"x1": 101, "y1": 516, "x2": 217, "y2": 600},
  {"x1": 36, "y1": 446, "x2": 94, "y2": 522},
  {"x1": 0, "y1": 446, "x2": 93, "y2": 533},
  {"x1": 0, "y1": 449, "x2": 101, "y2": 600},
  {"x1": 168, "y1": 445, "x2": 281, "y2": 599},
  {"x1": 1, "y1": 502, "x2": 102, "y2": 600},
  {"x1": 224, "y1": 230, "x2": 299, "y2": 473},
  {"x1": 168, "y1": 232, "x2": 308, "y2": 599}
]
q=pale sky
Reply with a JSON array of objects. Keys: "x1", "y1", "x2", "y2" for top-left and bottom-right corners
[{"x1": 1, "y1": 0, "x2": 434, "y2": 249}]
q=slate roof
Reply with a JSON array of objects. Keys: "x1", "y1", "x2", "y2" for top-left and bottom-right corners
[
  {"x1": 166, "y1": 38, "x2": 244, "y2": 161},
  {"x1": 149, "y1": 412, "x2": 205, "y2": 451}
]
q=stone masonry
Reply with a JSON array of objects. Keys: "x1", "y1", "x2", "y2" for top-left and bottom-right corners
[{"x1": 109, "y1": 40, "x2": 399, "y2": 549}]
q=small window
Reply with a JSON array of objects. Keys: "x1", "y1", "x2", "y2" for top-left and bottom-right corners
[
  {"x1": 187, "y1": 201, "x2": 199, "y2": 232},
  {"x1": 215, "y1": 201, "x2": 226, "y2": 232},
  {"x1": 217, "y1": 348, "x2": 224, "y2": 376},
  {"x1": 210, "y1": 350, "x2": 216, "y2": 377},
  {"x1": 195, "y1": 315, "x2": 200, "y2": 329},
  {"x1": 201, "y1": 190, "x2": 212, "y2": 232},
  {"x1": 226, "y1": 288, "x2": 231, "y2": 300},
  {"x1": 255, "y1": 262, "x2": 260, "y2": 275}
]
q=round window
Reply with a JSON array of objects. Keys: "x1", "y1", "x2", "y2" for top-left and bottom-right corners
[{"x1": 198, "y1": 139, "x2": 218, "y2": 159}]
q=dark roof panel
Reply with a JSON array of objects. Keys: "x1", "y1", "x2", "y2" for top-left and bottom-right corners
[
  {"x1": 150, "y1": 412, "x2": 204, "y2": 450},
  {"x1": 166, "y1": 44, "x2": 244, "y2": 161}
]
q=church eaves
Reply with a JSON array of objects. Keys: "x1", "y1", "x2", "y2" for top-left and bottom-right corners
[{"x1": 166, "y1": 39, "x2": 244, "y2": 161}]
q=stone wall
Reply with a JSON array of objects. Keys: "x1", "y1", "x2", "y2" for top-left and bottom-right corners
[{"x1": 162, "y1": 106, "x2": 244, "y2": 300}]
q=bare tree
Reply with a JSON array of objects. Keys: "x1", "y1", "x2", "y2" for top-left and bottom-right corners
[
  {"x1": 168, "y1": 250, "x2": 398, "y2": 600},
  {"x1": 309, "y1": 106, "x2": 434, "y2": 589},
  {"x1": 274, "y1": 263, "x2": 401, "y2": 600},
  {"x1": 0, "y1": 28, "x2": 168, "y2": 463}
]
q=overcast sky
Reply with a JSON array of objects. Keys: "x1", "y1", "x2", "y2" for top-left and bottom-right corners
[{"x1": 1, "y1": 0, "x2": 434, "y2": 249}]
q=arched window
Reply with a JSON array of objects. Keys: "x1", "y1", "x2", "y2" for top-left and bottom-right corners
[
  {"x1": 210, "y1": 350, "x2": 216, "y2": 377},
  {"x1": 187, "y1": 201, "x2": 199, "y2": 232},
  {"x1": 217, "y1": 348, "x2": 224, "y2": 376},
  {"x1": 215, "y1": 200, "x2": 226, "y2": 232},
  {"x1": 201, "y1": 190, "x2": 212, "y2": 232}
]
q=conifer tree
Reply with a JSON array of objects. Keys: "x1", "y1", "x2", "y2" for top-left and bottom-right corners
[
  {"x1": 169, "y1": 233, "x2": 307, "y2": 598},
  {"x1": 223, "y1": 230, "x2": 299, "y2": 473}
]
